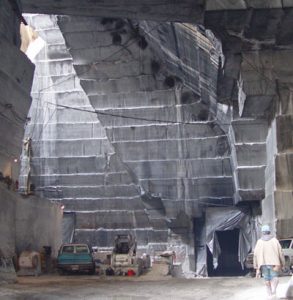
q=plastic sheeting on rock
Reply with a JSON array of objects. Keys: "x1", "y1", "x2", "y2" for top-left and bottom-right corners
[
  {"x1": 196, "y1": 207, "x2": 257, "y2": 276},
  {"x1": 62, "y1": 212, "x2": 75, "y2": 244}
]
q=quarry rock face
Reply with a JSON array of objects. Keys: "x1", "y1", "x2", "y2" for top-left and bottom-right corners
[
  {"x1": 0, "y1": 2, "x2": 292, "y2": 276},
  {"x1": 18, "y1": 15, "x2": 236, "y2": 274},
  {"x1": 0, "y1": 0, "x2": 34, "y2": 181}
]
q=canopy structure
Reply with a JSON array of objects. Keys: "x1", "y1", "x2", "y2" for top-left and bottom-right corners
[{"x1": 196, "y1": 207, "x2": 259, "y2": 276}]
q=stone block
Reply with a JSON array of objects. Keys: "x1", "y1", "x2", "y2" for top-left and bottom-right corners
[
  {"x1": 75, "y1": 210, "x2": 150, "y2": 229},
  {"x1": 46, "y1": 43, "x2": 72, "y2": 60},
  {"x1": 237, "y1": 166, "x2": 265, "y2": 190},
  {"x1": 34, "y1": 90, "x2": 88, "y2": 107},
  {"x1": 108, "y1": 123, "x2": 223, "y2": 141},
  {"x1": 232, "y1": 119, "x2": 268, "y2": 143},
  {"x1": 113, "y1": 137, "x2": 230, "y2": 161},
  {"x1": 276, "y1": 218, "x2": 293, "y2": 239},
  {"x1": 59, "y1": 196, "x2": 144, "y2": 211},
  {"x1": 63, "y1": 31, "x2": 114, "y2": 49},
  {"x1": 89, "y1": 89, "x2": 175, "y2": 110},
  {"x1": 31, "y1": 156, "x2": 107, "y2": 175},
  {"x1": 36, "y1": 59, "x2": 73, "y2": 76},
  {"x1": 36, "y1": 75, "x2": 80, "y2": 93},
  {"x1": 162, "y1": 199, "x2": 202, "y2": 219},
  {"x1": 69, "y1": 42, "x2": 139, "y2": 64},
  {"x1": 75, "y1": 58, "x2": 153, "y2": 80},
  {"x1": 266, "y1": 121, "x2": 278, "y2": 162},
  {"x1": 276, "y1": 115, "x2": 293, "y2": 153},
  {"x1": 274, "y1": 191, "x2": 293, "y2": 220},
  {"x1": 265, "y1": 164, "x2": 276, "y2": 195},
  {"x1": 273, "y1": 50, "x2": 293, "y2": 83},
  {"x1": 241, "y1": 95, "x2": 274, "y2": 118},
  {"x1": 57, "y1": 16, "x2": 107, "y2": 33},
  {"x1": 28, "y1": 122, "x2": 105, "y2": 140},
  {"x1": 32, "y1": 139, "x2": 108, "y2": 157},
  {"x1": 149, "y1": 230, "x2": 169, "y2": 243},
  {"x1": 150, "y1": 219, "x2": 168, "y2": 230},
  {"x1": 162, "y1": 200, "x2": 185, "y2": 219},
  {"x1": 275, "y1": 153, "x2": 293, "y2": 190},
  {"x1": 80, "y1": 75, "x2": 163, "y2": 96},
  {"x1": 105, "y1": 172, "x2": 133, "y2": 185},
  {"x1": 36, "y1": 27, "x2": 65, "y2": 45},
  {"x1": 26, "y1": 14, "x2": 59, "y2": 30},
  {"x1": 237, "y1": 189, "x2": 265, "y2": 202},
  {"x1": 127, "y1": 158, "x2": 231, "y2": 180},
  {"x1": 140, "y1": 177, "x2": 233, "y2": 200},
  {"x1": 197, "y1": 197, "x2": 233, "y2": 207},
  {"x1": 96, "y1": 100, "x2": 212, "y2": 125},
  {"x1": 206, "y1": 0, "x2": 246, "y2": 10},
  {"x1": 235, "y1": 143, "x2": 266, "y2": 166},
  {"x1": 30, "y1": 173, "x2": 106, "y2": 187},
  {"x1": 45, "y1": 184, "x2": 140, "y2": 199}
]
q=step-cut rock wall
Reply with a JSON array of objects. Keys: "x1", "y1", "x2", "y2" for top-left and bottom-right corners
[
  {"x1": 20, "y1": 15, "x2": 165, "y2": 254},
  {"x1": 230, "y1": 52, "x2": 273, "y2": 204},
  {"x1": 57, "y1": 16, "x2": 235, "y2": 272},
  {"x1": 261, "y1": 50, "x2": 293, "y2": 237},
  {"x1": 58, "y1": 16, "x2": 234, "y2": 209},
  {"x1": 230, "y1": 49, "x2": 293, "y2": 238},
  {"x1": 0, "y1": 0, "x2": 34, "y2": 180},
  {"x1": 20, "y1": 14, "x2": 236, "y2": 274}
]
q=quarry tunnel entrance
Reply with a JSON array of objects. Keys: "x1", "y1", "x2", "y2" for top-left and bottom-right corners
[{"x1": 207, "y1": 229, "x2": 248, "y2": 277}]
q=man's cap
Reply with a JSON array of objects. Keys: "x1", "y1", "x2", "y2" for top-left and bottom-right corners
[{"x1": 261, "y1": 224, "x2": 270, "y2": 232}]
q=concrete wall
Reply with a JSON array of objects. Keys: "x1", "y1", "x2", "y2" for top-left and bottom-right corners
[
  {"x1": 0, "y1": 183, "x2": 62, "y2": 258},
  {"x1": 0, "y1": 184, "x2": 16, "y2": 259}
]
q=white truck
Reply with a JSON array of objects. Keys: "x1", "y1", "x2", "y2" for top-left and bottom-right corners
[{"x1": 279, "y1": 238, "x2": 293, "y2": 274}]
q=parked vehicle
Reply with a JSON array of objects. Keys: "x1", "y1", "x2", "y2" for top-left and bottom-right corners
[
  {"x1": 279, "y1": 238, "x2": 293, "y2": 274},
  {"x1": 57, "y1": 243, "x2": 95, "y2": 275},
  {"x1": 111, "y1": 234, "x2": 142, "y2": 275},
  {"x1": 245, "y1": 238, "x2": 293, "y2": 276}
]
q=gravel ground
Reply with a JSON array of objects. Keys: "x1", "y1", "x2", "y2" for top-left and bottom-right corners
[{"x1": 0, "y1": 274, "x2": 291, "y2": 300}]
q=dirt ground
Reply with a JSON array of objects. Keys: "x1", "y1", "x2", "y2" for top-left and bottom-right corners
[{"x1": 0, "y1": 273, "x2": 292, "y2": 300}]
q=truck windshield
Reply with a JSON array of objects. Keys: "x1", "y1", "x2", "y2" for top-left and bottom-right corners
[
  {"x1": 62, "y1": 246, "x2": 74, "y2": 253},
  {"x1": 76, "y1": 245, "x2": 89, "y2": 253}
]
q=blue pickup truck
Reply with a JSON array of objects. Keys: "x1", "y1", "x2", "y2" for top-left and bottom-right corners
[{"x1": 57, "y1": 243, "x2": 95, "y2": 275}]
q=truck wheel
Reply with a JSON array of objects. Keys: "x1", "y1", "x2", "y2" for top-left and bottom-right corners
[
  {"x1": 282, "y1": 257, "x2": 291, "y2": 276},
  {"x1": 58, "y1": 269, "x2": 65, "y2": 275},
  {"x1": 89, "y1": 268, "x2": 95, "y2": 275}
]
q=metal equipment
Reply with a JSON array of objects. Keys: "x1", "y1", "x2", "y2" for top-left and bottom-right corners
[
  {"x1": 111, "y1": 234, "x2": 142, "y2": 275},
  {"x1": 17, "y1": 251, "x2": 41, "y2": 276}
]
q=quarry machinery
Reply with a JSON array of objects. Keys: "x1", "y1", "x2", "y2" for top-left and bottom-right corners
[{"x1": 111, "y1": 234, "x2": 142, "y2": 275}]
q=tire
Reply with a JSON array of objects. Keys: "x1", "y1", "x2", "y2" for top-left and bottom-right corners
[
  {"x1": 282, "y1": 257, "x2": 291, "y2": 276},
  {"x1": 88, "y1": 268, "x2": 95, "y2": 275},
  {"x1": 58, "y1": 268, "x2": 65, "y2": 275}
]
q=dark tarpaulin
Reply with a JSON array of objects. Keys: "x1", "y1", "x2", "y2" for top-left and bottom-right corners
[
  {"x1": 196, "y1": 207, "x2": 257, "y2": 276},
  {"x1": 62, "y1": 212, "x2": 75, "y2": 243}
]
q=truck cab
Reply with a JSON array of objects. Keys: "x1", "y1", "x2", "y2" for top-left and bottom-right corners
[{"x1": 57, "y1": 243, "x2": 95, "y2": 275}]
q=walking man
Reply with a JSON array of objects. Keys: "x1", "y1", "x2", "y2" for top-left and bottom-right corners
[{"x1": 253, "y1": 224, "x2": 285, "y2": 299}]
